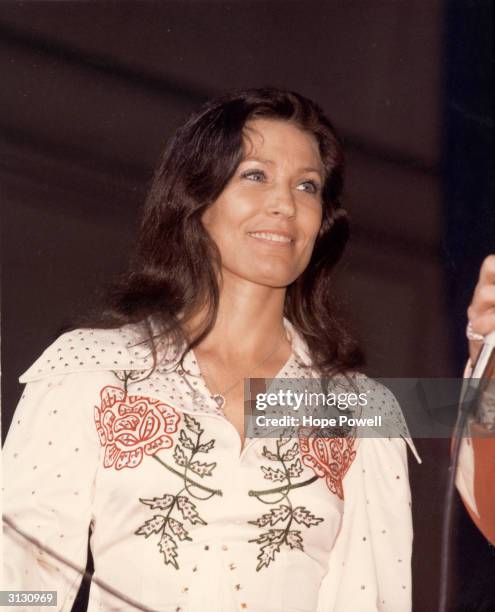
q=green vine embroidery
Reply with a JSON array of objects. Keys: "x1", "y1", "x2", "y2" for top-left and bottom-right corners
[
  {"x1": 113, "y1": 369, "x2": 150, "y2": 395},
  {"x1": 135, "y1": 414, "x2": 222, "y2": 569},
  {"x1": 248, "y1": 437, "x2": 324, "y2": 571}
]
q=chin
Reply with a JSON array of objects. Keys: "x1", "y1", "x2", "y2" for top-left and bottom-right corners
[
  {"x1": 255, "y1": 277, "x2": 292, "y2": 289},
  {"x1": 246, "y1": 267, "x2": 301, "y2": 289},
  {"x1": 224, "y1": 259, "x2": 305, "y2": 288}
]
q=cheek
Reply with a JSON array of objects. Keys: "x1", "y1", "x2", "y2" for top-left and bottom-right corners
[
  {"x1": 201, "y1": 205, "x2": 221, "y2": 233},
  {"x1": 202, "y1": 208, "x2": 231, "y2": 248},
  {"x1": 203, "y1": 190, "x2": 252, "y2": 231},
  {"x1": 202, "y1": 205, "x2": 243, "y2": 263}
]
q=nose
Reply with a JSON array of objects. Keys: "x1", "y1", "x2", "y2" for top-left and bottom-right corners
[{"x1": 266, "y1": 182, "x2": 296, "y2": 219}]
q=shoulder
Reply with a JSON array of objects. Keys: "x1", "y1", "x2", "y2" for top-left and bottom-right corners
[
  {"x1": 19, "y1": 324, "x2": 155, "y2": 384},
  {"x1": 332, "y1": 370, "x2": 421, "y2": 464}
]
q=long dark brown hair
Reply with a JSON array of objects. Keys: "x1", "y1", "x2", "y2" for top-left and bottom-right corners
[{"x1": 98, "y1": 87, "x2": 365, "y2": 376}]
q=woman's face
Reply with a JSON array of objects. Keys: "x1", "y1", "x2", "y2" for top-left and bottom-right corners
[{"x1": 202, "y1": 118, "x2": 324, "y2": 289}]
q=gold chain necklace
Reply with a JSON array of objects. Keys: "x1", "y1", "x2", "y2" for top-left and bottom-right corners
[{"x1": 198, "y1": 334, "x2": 286, "y2": 410}]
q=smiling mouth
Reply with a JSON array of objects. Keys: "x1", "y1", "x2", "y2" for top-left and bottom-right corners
[{"x1": 247, "y1": 231, "x2": 294, "y2": 245}]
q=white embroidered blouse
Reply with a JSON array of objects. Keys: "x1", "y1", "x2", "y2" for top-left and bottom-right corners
[{"x1": 2, "y1": 319, "x2": 420, "y2": 612}]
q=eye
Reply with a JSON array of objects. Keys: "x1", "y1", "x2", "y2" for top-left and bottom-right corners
[
  {"x1": 297, "y1": 180, "x2": 320, "y2": 195},
  {"x1": 240, "y1": 169, "x2": 266, "y2": 182}
]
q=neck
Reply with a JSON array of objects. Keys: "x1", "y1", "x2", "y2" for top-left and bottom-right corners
[{"x1": 187, "y1": 273, "x2": 288, "y2": 361}]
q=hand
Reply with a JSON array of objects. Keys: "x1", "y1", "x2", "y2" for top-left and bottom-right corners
[{"x1": 467, "y1": 254, "x2": 495, "y2": 368}]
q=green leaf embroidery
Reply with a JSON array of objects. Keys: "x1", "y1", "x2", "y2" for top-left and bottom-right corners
[
  {"x1": 184, "y1": 414, "x2": 203, "y2": 435},
  {"x1": 286, "y1": 530, "x2": 304, "y2": 550},
  {"x1": 173, "y1": 445, "x2": 187, "y2": 467},
  {"x1": 176, "y1": 496, "x2": 207, "y2": 525},
  {"x1": 139, "y1": 494, "x2": 175, "y2": 510},
  {"x1": 135, "y1": 515, "x2": 166, "y2": 538},
  {"x1": 256, "y1": 541, "x2": 282, "y2": 571},
  {"x1": 292, "y1": 506, "x2": 324, "y2": 527},
  {"x1": 253, "y1": 528, "x2": 285, "y2": 545},
  {"x1": 260, "y1": 466, "x2": 286, "y2": 482},
  {"x1": 248, "y1": 505, "x2": 291, "y2": 527},
  {"x1": 281, "y1": 442, "x2": 299, "y2": 462},
  {"x1": 179, "y1": 429, "x2": 195, "y2": 450},
  {"x1": 262, "y1": 446, "x2": 279, "y2": 461},
  {"x1": 158, "y1": 532, "x2": 179, "y2": 569},
  {"x1": 168, "y1": 518, "x2": 192, "y2": 541},
  {"x1": 288, "y1": 459, "x2": 303, "y2": 478},
  {"x1": 189, "y1": 460, "x2": 217, "y2": 478},
  {"x1": 197, "y1": 439, "x2": 215, "y2": 453}
]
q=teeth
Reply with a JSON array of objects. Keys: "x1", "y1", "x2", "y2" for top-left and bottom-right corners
[{"x1": 249, "y1": 232, "x2": 292, "y2": 243}]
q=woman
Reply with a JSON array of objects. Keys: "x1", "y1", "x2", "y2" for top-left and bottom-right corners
[{"x1": 3, "y1": 88, "x2": 419, "y2": 612}]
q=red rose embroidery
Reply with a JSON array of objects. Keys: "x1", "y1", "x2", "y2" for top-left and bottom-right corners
[
  {"x1": 298, "y1": 430, "x2": 356, "y2": 500},
  {"x1": 94, "y1": 386, "x2": 180, "y2": 470}
]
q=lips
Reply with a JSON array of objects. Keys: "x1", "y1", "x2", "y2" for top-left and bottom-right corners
[{"x1": 247, "y1": 230, "x2": 294, "y2": 244}]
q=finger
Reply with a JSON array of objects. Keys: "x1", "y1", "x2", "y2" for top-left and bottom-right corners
[
  {"x1": 467, "y1": 303, "x2": 495, "y2": 321},
  {"x1": 478, "y1": 254, "x2": 495, "y2": 285},
  {"x1": 469, "y1": 310, "x2": 495, "y2": 337},
  {"x1": 469, "y1": 284, "x2": 495, "y2": 318}
]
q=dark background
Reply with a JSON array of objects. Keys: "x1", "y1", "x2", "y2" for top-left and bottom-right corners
[{"x1": 1, "y1": 1, "x2": 494, "y2": 610}]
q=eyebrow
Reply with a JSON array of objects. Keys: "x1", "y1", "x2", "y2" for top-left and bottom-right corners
[{"x1": 241, "y1": 156, "x2": 323, "y2": 177}]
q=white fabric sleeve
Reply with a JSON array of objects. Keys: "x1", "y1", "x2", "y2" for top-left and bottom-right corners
[
  {"x1": 1, "y1": 372, "x2": 101, "y2": 611},
  {"x1": 317, "y1": 436, "x2": 413, "y2": 612}
]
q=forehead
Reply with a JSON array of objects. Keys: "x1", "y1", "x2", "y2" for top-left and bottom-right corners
[{"x1": 242, "y1": 118, "x2": 322, "y2": 167}]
